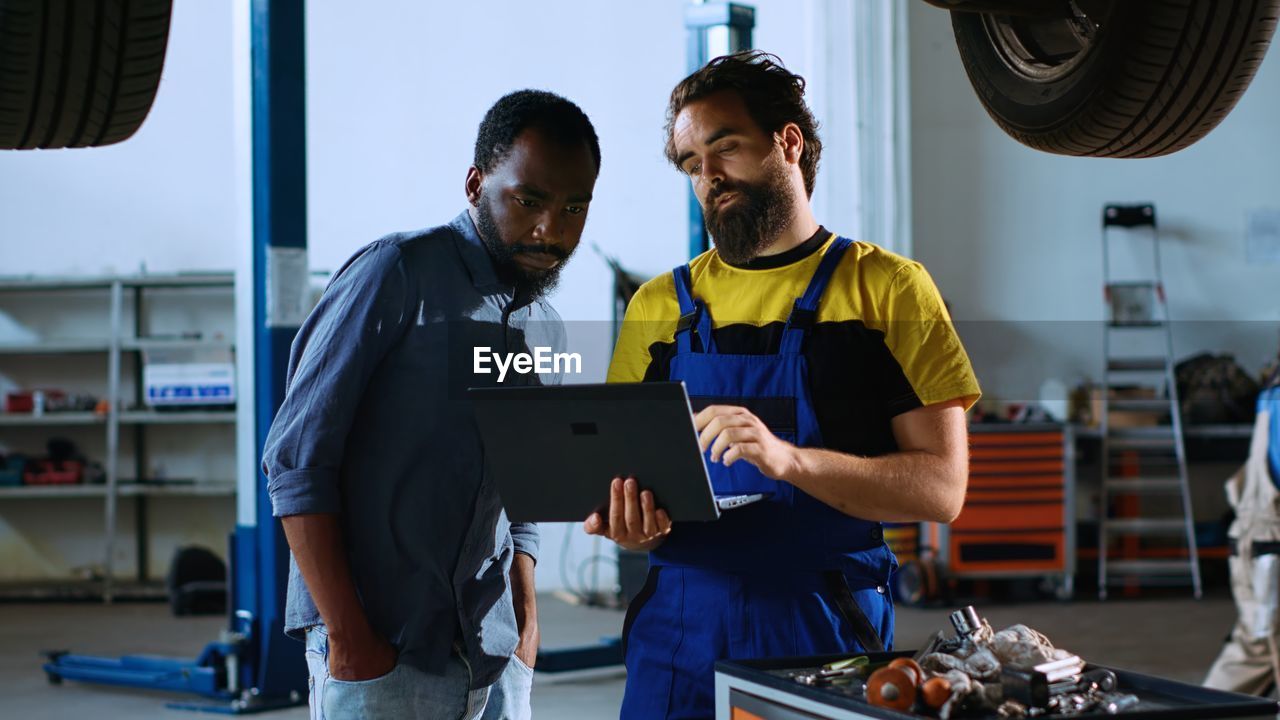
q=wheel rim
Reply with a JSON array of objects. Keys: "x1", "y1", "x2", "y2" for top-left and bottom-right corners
[{"x1": 981, "y1": 2, "x2": 1111, "y2": 82}]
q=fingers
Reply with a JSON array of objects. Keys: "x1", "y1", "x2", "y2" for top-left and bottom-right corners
[
  {"x1": 623, "y1": 478, "x2": 642, "y2": 533},
  {"x1": 655, "y1": 508, "x2": 672, "y2": 535},
  {"x1": 608, "y1": 476, "x2": 624, "y2": 536},
  {"x1": 722, "y1": 442, "x2": 759, "y2": 467},
  {"x1": 710, "y1": 426, "x2": 760, "y2": 463},
  {"x1": 699, "y1": 412, "x2": 753, "y2": 452},
  {"x1": 694, "y1": 404, "x2": 747, "y2": 432},
  {"x1": 692, "y1": 405, "x2": 718, "y2": 431},
  {"x1": 641, "y1": 490, "x2": 657, "y2": 537},
  {"x1": 587, "y1": 476, "x2": 671, "y2": 549}
]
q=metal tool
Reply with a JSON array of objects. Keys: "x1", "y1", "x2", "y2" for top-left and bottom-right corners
[
  {"x1": 1101, "y1": 693, "x2": 1141, "y2": 714},
  {"x1": 795, "y1": 666, "x2": 865, "y2": 686},
  {"x1": 950, "y1": 606, "x2": 984, "y2": 637}
]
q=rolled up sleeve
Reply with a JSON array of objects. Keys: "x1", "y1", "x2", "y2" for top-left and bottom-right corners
[
  {"x1": 510, "y1": 522, "x2": 540, "y2": 563},
  {"x1": 263, "y1": 241, "x2": 412, "y2": 517}
]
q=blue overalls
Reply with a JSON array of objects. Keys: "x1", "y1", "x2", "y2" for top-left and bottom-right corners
[{"x1": 620, "y1": 237, "x2": 897, "y2": 719}]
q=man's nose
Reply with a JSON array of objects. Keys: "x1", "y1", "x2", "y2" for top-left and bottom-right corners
[
  {"x1": 530, "y1": 211, "x2": 564, "y2": 246},
  {"x1": 696, "y1": 160, "x2": 726, "y2": 204},
  {"x1": 701, "y1": 154, "x2": 726, "y2": 185}
]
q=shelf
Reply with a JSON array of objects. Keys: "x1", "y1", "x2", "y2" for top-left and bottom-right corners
[
  {"x1": 0, "y1": 339, "x2": 233, "y2": 354},
  {"x1": 0, "y1": 485, "x2": 107, "y2": 498},
  {"x1": 120, "y1": 482, "x2": 236, "y2": 497},
  {"x1": 0, "y1": 482, "x2": 236, "y2": 499},
  {"x1": 122, "y1": 339, "x2": 234, "y2": 352},
  {"x1": 120, "y1": 410, "x2": 236, "y2": 425},
  {"x1": 0, "y1": 277, "x2": 118, "y2": 291},
  {"x1": 0, "y1": 341, "x2": 110, "y2": 354},
  {"x1": 1072, "y1": 423, "x2": 1252, "y2": 440},
  {"x1": 0, "y1": 412, "x2": 104, "y2": 426},
  {"x1": 123, "y1": 273, "x2": 233, "y2": 289},
  {"x1": 0, "y1": 579, "x2": 168, "y2": 601},
  {"x1": 0, "y1": 411, "x2": 238, "y2": 426},
  {"x1": 0, "y1": 273, "x2": 232, "y2": 291}
]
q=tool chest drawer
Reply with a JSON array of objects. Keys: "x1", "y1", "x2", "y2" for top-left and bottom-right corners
[{"x1": 933, "y1": 424, "x2": 1075, "y2": 584}]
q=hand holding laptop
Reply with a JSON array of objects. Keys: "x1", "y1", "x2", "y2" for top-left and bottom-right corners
[{"x1": 583, "y1": 476, "x2": 673, "y2": 552}]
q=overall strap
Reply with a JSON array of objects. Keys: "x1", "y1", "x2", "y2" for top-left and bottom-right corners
[
  {"x1": 671, "y1": 264, "x2": 717, "y2": 354},
  {"x1": 780, "y1": 236, "x2": 854, "y2": 355}
]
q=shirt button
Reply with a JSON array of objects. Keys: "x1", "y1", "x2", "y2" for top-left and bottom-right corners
[{"x1": 876, "y1": 586, "x2": 886, "y2": 594}]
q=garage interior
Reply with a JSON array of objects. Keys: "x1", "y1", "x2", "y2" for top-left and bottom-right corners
[{"x1": 2, "y1": 0, "x2": 1279, "y2": 718}]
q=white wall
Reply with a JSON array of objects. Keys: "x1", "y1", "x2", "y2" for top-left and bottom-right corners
[
  {"x1": 0, "y1": 1, "x2": 240, "y2": 584},
  {"x1": 0, "y1": 0, "x2": 827, "y2": 594},
  {"x1": 0, "y1": 2, "x2": 238, "y2": 275},
  {"x1": 909, "y1": 2, "x2": 1280, "y2": 407}
]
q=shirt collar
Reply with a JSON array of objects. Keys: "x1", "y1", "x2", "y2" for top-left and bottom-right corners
[
  {"x1": 721, "y1": 225, "x2": 830, "y2": 270},
  {"x1": 450, "y1": 209, "x2": 508, "y2": 292}
]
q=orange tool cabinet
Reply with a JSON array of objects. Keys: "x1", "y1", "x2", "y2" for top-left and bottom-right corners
[{"x1": 925, "y1": 423, "x2": 1076, "y2": 599}]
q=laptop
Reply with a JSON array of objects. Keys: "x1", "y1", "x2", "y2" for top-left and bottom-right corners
[{"x1": 468, "y1": 382, "x2": 766, "y2": 523}]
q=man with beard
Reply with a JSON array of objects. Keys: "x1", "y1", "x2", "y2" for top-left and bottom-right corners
[
  {"x1": 263, "y1": 90, "x2": 598, "y2": 720},
  {"x1": 587, "y1": 52, "x2": 981, "y2": 719}
]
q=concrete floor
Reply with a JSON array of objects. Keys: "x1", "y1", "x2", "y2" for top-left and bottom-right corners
[{"x1": 1, "y1": 590, "x2": 1243, "y2": 719}]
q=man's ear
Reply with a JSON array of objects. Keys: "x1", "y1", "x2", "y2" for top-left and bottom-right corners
[
  {"x1": 465, "y1": 166, "x2": 484, "y2": 206},
  {"x1": 778, "y1": 123, "x2": 804, "y2": 165}
]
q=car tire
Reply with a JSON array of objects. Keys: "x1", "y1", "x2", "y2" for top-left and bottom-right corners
[
  {"x1": 950, "y1": 0, "x2": 1280, "y2": 158},
  {"x1": 0, "y1": 0, "x2": 173, "y2": 150}
]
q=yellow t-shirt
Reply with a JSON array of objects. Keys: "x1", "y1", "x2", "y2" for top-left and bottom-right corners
[{"x1": 607, "y1": 231, "x2": 981, "y2": 457}]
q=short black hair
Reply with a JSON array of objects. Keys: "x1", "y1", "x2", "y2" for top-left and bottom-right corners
[
  {"x1": 473, "y1": 90, "x2": 601, "y2": 176},
  {"x1": 665, "y1": 51, "x2": 821, "y2": 197}
]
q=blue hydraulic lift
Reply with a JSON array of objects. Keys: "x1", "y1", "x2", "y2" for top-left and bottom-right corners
[{"x1": 41, "y1": 0, "x2": 755, "y2": 707}]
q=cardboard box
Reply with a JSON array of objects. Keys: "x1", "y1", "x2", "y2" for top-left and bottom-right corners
[{"x1": 143, "y1": 347, "x2": 235, "y2": 407}]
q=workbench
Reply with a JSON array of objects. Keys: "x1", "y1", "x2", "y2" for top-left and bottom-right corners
[{"x1": 715, "y1": 653, "x2": 1277, "y2": 720}]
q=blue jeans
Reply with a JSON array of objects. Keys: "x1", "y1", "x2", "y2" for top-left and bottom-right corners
[{"x1": 305, "y1": 626, "x2": 533, "y2": 720}]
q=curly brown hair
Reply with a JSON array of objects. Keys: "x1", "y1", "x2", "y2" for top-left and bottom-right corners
[{"x1": 664, "y1": 50, "x2": 821, "y2": 197}]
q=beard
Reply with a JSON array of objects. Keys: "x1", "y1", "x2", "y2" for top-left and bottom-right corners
[
  {"x1": 474, "y1": 191, "x2": 574, "y2": 300},
  {"x1": 703, "y1": 154, "x2": 796, "y2": 265}
]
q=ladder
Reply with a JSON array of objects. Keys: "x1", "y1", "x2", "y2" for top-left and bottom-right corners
[{"x1": 1097, "y1": 203, "x2": 1201, "y2": 599}]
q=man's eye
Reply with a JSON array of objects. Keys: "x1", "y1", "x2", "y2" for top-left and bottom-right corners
[
  {"x1": 515, "y1": 197, "x2": 536, "y2": 208},
  {"x1": 686, "y1": 162, "x2": 701, "y2": 177},
  {"x1": 565, "y1": 206, "x2": 585, "y2": 216},
  {"x1": 718, "y1": 142, "x2": 737, "y2": 154}
]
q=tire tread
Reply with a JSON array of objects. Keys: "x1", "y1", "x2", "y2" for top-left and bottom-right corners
[
  {"x1": 0, "y1": 0, "x2": 171, "y2": 150},
  {"x1": 952, "y1": 0, "x2": 1280, "y2": 158}
]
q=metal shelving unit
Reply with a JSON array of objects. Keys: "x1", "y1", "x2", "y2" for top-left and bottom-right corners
[{"x1": 0, "y1": 273, "x2": 236, "y2": 601}]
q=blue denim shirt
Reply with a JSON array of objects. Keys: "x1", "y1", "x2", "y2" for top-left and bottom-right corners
[{"x1": 263, "y1": 211, "x2": 562, "y2": 689}]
